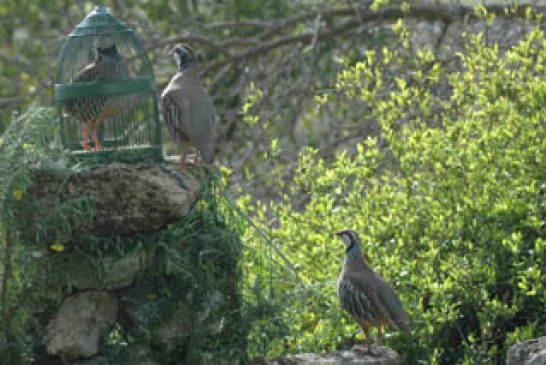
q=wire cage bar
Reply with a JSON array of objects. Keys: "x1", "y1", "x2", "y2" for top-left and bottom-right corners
[{"x1": 55, "y1": 5, "x2": 161, "y2": 163}]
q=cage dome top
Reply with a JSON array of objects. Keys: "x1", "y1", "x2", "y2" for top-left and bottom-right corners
[{"x1": 70, "y1": 6, "x2": 131, "y2": 37}]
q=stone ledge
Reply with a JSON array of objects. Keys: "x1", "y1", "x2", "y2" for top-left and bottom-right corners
[
  {"x1": 507, "y1": 336, "x2": 546, "y2": 365},
  {"x1": 253, "y1": 347, "x2": 401, "y2": 365},
  {"x1": 28, "y1": 163, "x2": 202, "y2": 236}
]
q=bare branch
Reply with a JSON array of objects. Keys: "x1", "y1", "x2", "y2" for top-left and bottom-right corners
[
  {"x1": 156, "y1": 3, "x2": 546, "y2": 77},
  {"x1": 0, "y1": 51, "x2": 52, "y2": 89}
]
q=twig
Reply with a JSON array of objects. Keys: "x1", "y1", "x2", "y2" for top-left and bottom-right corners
[
  {"x1": 0, "y1": 51, "x2": 52, "y2": 89},
  {"x1": 223, "y1": 194, "x2": 305, "y2": 288},
  {"x1": 0, "y1": 227, "x2": 13, "y2": 329}
]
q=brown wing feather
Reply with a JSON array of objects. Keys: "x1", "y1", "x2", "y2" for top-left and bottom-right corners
[
  {"x1": 64, "y1": 61, "x2": 106, "y2": 123},
  {"x1": 160, "y1": 90, "x2": 192, "y2": 144},
  {"x1": 375, "y1": 277, "x2": 410, "y2": 332},
  {"x1": 64, "y1": 53, "x2": 126, "y2": 125},
  {"x1": 338, "y1": 276, "x2": 381, "y2": 324},
  {"x1": 73, "y1": 62, "x2": 100, "y2": 82},
  {"x1": 161, "y1": 72, "x2": 215, "y2": 163},
  {"x1": 338, "y1": 270, "x2": 409, "y2": 331},
  {"x1": 342, "y1": 269, "x2": 409, "y2": 331}
]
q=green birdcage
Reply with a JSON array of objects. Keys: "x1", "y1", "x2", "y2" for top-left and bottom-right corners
[{"x1": 55, "y1": 5, "x2": 161, "y2": 163}]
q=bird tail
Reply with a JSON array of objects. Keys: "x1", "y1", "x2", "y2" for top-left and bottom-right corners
[
  {"x1": 203, "y1": 155, "x2": 214, "y2": 165},
  {"x1": 395, "y1": 317, "x2": 411, "y2": 334},
  {"x1": 202, "y1": 147, "x2": 214, "y2": 165}
]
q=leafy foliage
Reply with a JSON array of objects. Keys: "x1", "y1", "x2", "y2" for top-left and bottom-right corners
[
  {"x1": 240, "y1": 15, "x2": 546, "y2": 364},
  {"x1": 2, "y1": 2, "x2": 546, "y2": 364},
  {"x1": 0, "y1": 106, "x2": 64, "y2": 362},
  {"x1": 103, "y1": 177, "x2": 248, "y2": 364}
]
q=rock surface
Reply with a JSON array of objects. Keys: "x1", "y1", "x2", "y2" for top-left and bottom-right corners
[
  {"x1": 43, "y1": 291, "x2": 118, "y2": 361},
  {"x1": 507, "y1": 336, "x2": 546, "y2": 365},
  {"x1": 71, "y1": 356, "x2": 110, "y2": 365},
  {"x1": 254, "y1": 347, "x2": 401, "y2": 365},
  {"x1": 29, "y1": 163, "x2": 202, "y2": 236},
  {"x1": 68, "y1": 251, "x2": 153, "y2": 290}
]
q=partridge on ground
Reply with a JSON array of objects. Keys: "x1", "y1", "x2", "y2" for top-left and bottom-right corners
[
  {"x1": 64, "y1": 36, "x2": 127, "y2": 151},
  {"x1": 336, "y1": 229, "x2": 410, "y2": 352},
  {"x1": 161, "y1": 44, "x2": 215, "y2": 165}
]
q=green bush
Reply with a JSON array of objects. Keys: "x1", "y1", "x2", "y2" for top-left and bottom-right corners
[{"x1": 241, "y1": 15, "x2": 546, "y2": 364}]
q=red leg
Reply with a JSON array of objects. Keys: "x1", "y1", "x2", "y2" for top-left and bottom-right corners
[
  {"x1": 364, "y1": 327, "x2": 372, "y2": 353},
  {"x1": 92, "y1": 124, "x2": 102, "y2": 151},
  {"x1": 82, "y1": 124, "x2": 91, "y2": 151},
  {"x1": 174, "y1": 160, "x2": 186, "y2": 170},
  {"x1": 352, "y1": 322, "x2": 373, "y2": 353},
  {"x1": 376, "y1": 325, "x2": 383, "y2": 346}
]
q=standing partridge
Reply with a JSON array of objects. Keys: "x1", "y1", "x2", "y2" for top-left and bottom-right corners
[
  {"x1": 64, "y1": 35, "x2": 127, "y2": 151},
  {"x1": 336, "y1": 229, "x2": 410, "y2": 352},
  {"x1": 161, "y1": 44, "x2": 215, "y2": 165}
]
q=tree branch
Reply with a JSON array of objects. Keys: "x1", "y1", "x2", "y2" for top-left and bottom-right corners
[
  {"x1": 157, "y1": 3, "x2": 546, "y2": 76},
  {"x1": 0, "y1": 51, "x2": 51, "y2": 89}
]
